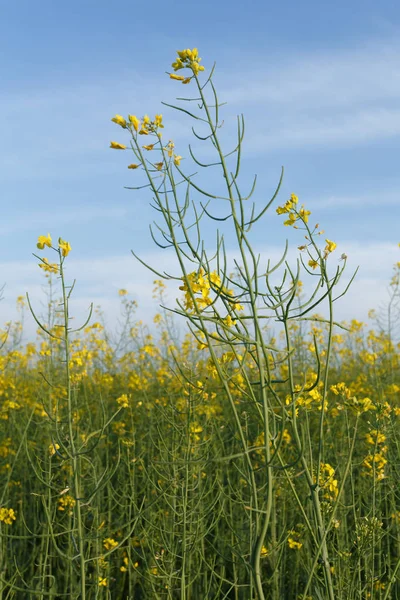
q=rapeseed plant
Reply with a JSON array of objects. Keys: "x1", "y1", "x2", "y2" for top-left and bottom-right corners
[{"x1": 0, "y1": 47, "x2": 399, "y2": 600}]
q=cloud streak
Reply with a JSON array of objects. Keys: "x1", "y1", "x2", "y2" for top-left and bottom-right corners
[{"x1": 1, "y1": 240, "x2": 397, "y2": 341}]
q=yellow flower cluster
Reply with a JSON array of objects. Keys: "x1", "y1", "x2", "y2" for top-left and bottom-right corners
[
  {"x1": 103, "y1": 537, "x2": 118, "y2": 551},
  {"x1": 317, "y1": 463, "x2": 339, "y2": 501},
  {"x1": 276, "y1": 195, "x2": 338, "y2": 271},
  {"x1": 287, "y1": 530, "x2": 303, "y2": 550},
  {"x1": 365, "y1": 429, "x2": 386, "y2": 445},
  {"x1": 116, "y1": 394, "x2": 129, "y2": 408},
  {"x1": 39, "y1": 258, "x2": 59, "y2": 274},
  {"x1": 36, "y1": 234, "x2": 71, "y2": 263},
  {"x1": 49, "y1": 442, "x2": 60, "y2": 456},
  {"x1": 363, "y1": 430, "x2": 388, "y2": 481},
  {"x1": 179, "y1": 269, "x2": 244, "y2": 314},
  {"x1": 276, "y1": 193, "x2": 311, "y2": 227},
  {"x1": 110, "y1": 114, "x2": 182, "y2": 170},
  {"x1": 111, "y1": 113, "x2": 164, "y2": 140},
  {"x1": 0, "y1": 507, "x2": 16, "y2": 525},
  {"x1": 170, "y1": 48, "x2": 205, "y2": 83},
  {"x1": 58, "y1": 494, "x2": 76, "y2": 514}
]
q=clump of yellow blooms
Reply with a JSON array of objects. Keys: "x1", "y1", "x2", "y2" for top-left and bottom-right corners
[
  {"x1": 179, "y1": 268, "x2": 244, "y2": 315},
  {"x1": 276, "y1": 193, "x2": 311, "y2": 227},
  {"x1": 39, "y1": 258, "x2": 59, "y2": 274},
  {"x1": 317, "y1": 463, "x2": 339, "y2": 501},
  {"x1": 49, "y1": 442, "x2": 60, "y2": 456},
  {"x1": 103, "y1": 537, "x2": 118, "y2": 551},
  {"x1": 0, "y1": 507, "x2": 16, "y2": 525},
  {"x1": 276, "y1": 194, "x2": 337, "y2": 270},
  {"x1": 287, "y1": 530, "x2": 303, "y2": 550},
  {"x1": 170, "y1": 47, "x2": 205, "y2": 83},
  {"x1": 110, "y1": 112, "x2": 182, "y2": 171},
  {"x1": 58, "y1": 495, "x2": 76, "y2": 514},
  {"x1": 116, "y1": 394, "x2": 129, "y2": 408},
  {"x1": 36, "y1": 234, "x2": 71, "y2": 272},
  {"x1": 362, "y1": 427, "x2": 388, "y2": 481}
]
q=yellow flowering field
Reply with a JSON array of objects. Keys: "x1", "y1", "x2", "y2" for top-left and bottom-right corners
[{"x1": 1, "y1": 48, "x2": 400, "y2": 600}]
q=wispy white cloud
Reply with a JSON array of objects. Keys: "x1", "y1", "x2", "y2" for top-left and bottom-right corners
[
  {"x1": 217, "y1": 40, "x2": 400, "y2": 150},
  {"x1": 1, "y1": 241, "x2": 398, "y2": 341},
  {"x1": 0, "y1": 206, "x2": 133, "y2": 235},
  {"x1": 3, "y1": 38, "x2": 400, "y2": 184},
  {"x1": 244, "y1": 108, "x2": 400, "y2": 151},
  {"x1": 307, "y1": 189, "x2": 400, "y2": 210},
  {"x1": 222, "y1": 41, "x2": 400, "y2": 110}
]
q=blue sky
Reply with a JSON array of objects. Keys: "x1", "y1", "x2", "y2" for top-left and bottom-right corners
[{"x1": 1, "y1": 0, "x2": 400, "y2": 337}]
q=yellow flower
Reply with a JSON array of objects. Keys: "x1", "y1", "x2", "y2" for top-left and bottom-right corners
[
  {"x1": 288, "y1": 538, "x2": 302, "y2": 550},
  {"x1": 174, "y1": 155, "x2": 182, "y2": 166},
  {"x1": 171, "y1": 58, "x2": 184, "y2": 71},
  {"x1": 37, "y1": 233, "x2": 52, "y2": 249},
  {"x1": 39, "y1": 258, "x2": 59, "y2": 274},
  {"x1": 224, "y1": 315, "x2": 236, "y2": 327},
  {"x1": 308, "y1": 259, "x2": 319, "y2": 270},
  {"x1": 173, "y1": 48, "x2": 205, "y2": 75},
  {"x1": 283, "y1": 213, "x2": 298, "y2": 226},
  {"x1": 165, "y1": 140, "x2": 175, "y2": 157},
  {"x1": 170, "y1": 74, "x2": 185, "y2": 81},
  {"x1": 298, "y1": 206, "x2": 311, "y2": 223},
  {"x1": 191, "y1": 62, "x2": 205, "y2": 75},
  {"x1": 155, "y1": 162, "x2": 164, "y2": 171},
  {"x1": 325, "y1": 239, "x2": 337, "y2": 254},
  {"x1": 110, "y1": 141, "x2": 127, "y2": 150},
  {"x1": 209, "y1": 271, "x2": 222, "y2": 287},
  {"x1": 142, "y1": 144, "x2": 155, "y2": 151},
  {"x1": 49, "y1": 443, "x2": 60, "y2": 456},
  {"x1": 58, "y1": 238, "x2": 71, "y2": 257},
  {"x1": 182, "y1": 77, "x2": 192, "y2": 84},
  {"x1": 116, "y1": 394, "x2": 129, "y2": 408},
  {"x1": 154, "y1": 114, "x2": 164, "y2": 129},
  {"x1": 111, "y1": 114, "x2": 127, "y2": 128},
  {"x1": 118, "y1": 289, "x2": 128, "y2": 296},
  {"x1": 98, "y1": 577, "x2": 107, "y2": 587},
  {"x1": 128, "y1": 115, "x2": 140, "y2": 132},
  {"x1": 138, "y1": 127, "x2": 149, "y2": 135},
  {"x1": 128, "y1": 163, "x2": 140, "y2": 169}
]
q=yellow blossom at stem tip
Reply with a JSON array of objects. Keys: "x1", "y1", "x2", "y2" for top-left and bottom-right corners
[
  {"x1": 128, "y1": 115, "x2": 140, "y2": 132},
  {"x1": 154, "y1": 114, "x2": 164, "y2": 129},
  {"x1": 58, "y1": 238, "x2": 71, "y2": 257},
  {"x1": 37, "y1": 233, "x2": 52, "y2": 249},
  {"x1": 128, "y1": 164, "x2": 140, "y2": 169},
  {"x1": 111, "y1": 115, "x2": 127, "y2": 128}
]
